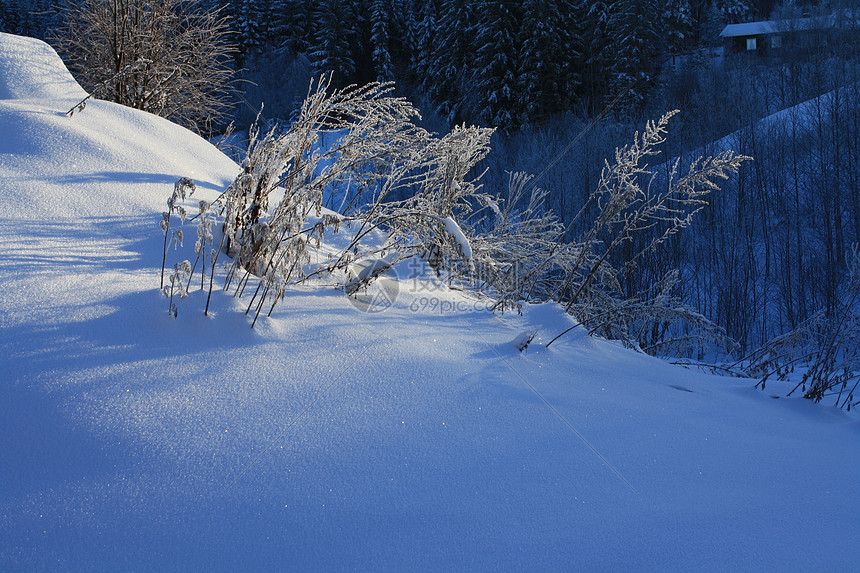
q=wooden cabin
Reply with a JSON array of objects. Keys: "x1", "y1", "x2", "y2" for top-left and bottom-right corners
[{"x1": 720, "y1": 12, "x2": 859, "y2": 58}]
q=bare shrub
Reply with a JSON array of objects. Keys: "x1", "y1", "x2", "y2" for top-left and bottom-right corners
[
  {"x1": 157, "y1": 85, "x2": 749, "y2": 366},
  {"x1": 545, "y1": 111, "x2": 751, "y2": 351},
  {"x1": 213, "y1": 77, "x2": 430, "y2": 324},
  {"x1": 743, "y1": 244, "x2": 860, "y2": 410},
  {"x1": 53, "y1": 0, "x2": 236, "y2": 134}
]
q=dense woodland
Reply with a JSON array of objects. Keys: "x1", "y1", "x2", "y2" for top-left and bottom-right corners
[{"x1": 2, "y1": 0, "x2": 858, "y2": 358}]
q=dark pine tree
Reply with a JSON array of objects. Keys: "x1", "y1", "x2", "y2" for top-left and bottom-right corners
[
  {"x1": 427, "y1": 0, "x2": 475, "y2": 125},
  {"x1": 0, "y1": 0, "x2": 54, "y2": 38},
  {"x1": 0, "y1": 0, "x2": 22, "y2": 34},
  {"x1": 385, "y1": 0, "x2": 419, "y2": 81},
  {"x1": 471, "y1": 0, "x2": 522, "y2": 131},
  {"x1": 716, "y1": 0, "x2": 751, "y2": 24},
  {"x1": 581, "y1": 0, "x2": 615, "y2": 112},
  {"x1": 369, "y1": 0, "x2": 395, "y2": 82},
  {"x1": 269, "y1": 0, "x2": 315, "y2": 53},
  {"x1": 412, "y1": 0, "x2": 442, "y2": 92},
  {"x1": 517, "y1": 0, "x2": 581, "y2": 126},
  {"x1": 231, "y1": 0, "x2": 268, "y2": 61},
  {"x1": 663, "y1": 0, "x2": 695, "y2": 59},
  {"x1": 606, "y1": 0, "x2": 663, "y2": 115},
  {"x1": 310, "y1": 0, "x2": 361, "y2": 86}
]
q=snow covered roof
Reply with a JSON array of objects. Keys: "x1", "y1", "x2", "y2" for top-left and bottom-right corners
[
  {"x1": 720, "y1": 15, "x2": 842, "y2": 38},
  {"x1": 720, "y1": 20, "x2": 779, "y2": 38}
]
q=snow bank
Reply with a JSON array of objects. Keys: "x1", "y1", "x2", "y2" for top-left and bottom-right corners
[
  {"x1": 0, "y1": 33, "x2": 86, "y2": 101},
  {"x1": 0, "y1": 33, "x2": 238, "y2": 220}
]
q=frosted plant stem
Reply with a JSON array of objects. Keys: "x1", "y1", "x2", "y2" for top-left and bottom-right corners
[
  {"x1": 841, "y1": 378, "x2": 859, "y2": 409},
  {"x1": 205, "y1": 228, "x2": 229, "y2": 316},
  {"x1": 249, "y1": 285, "x2": 269, "y2": 328},
  {"x1": 467, "y1": 324, "x2": 636, "y2": 492},
  {"x1": 160, "y1": 216, "x2": 170, "y2": 289},
  {"x1": 236, "y1": 269, "x2": 252, "y2": 298},
  {"x1": 186, "y1": 251, "x2": 201, "y2": 292},
  {"x1": 246, "y1": 281, "x2": 263, "y2": 315}
]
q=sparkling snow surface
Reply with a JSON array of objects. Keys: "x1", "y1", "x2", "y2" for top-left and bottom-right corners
[{"x1": 0, "y1": 33, "x2": 857, "y2": 571}]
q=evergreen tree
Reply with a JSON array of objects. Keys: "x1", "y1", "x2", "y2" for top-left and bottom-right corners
[
  {"x1": 269, "y1": 0, "x2": 315, "y2": 53},
  {"x1": 716, "y1": 0, "x2": 751, "y2": 24},
  {"x1": 232, "y1": 0, "x2": 267, "y2": 59},
  {"x1": 0, "y1": 0, "x2": 52, "y2": 37},
  {"x1": 0, "y1": 0, "x2": 21, "y2": 34},
  {"x1": 517, "y1": 0, "x2": 580, "y2": 126},
  {"x1": 370, "y1": 0, "x2": 394, "y2": 82},
  {"x1": 686, "y1": 0, "x2": 713, "y2": 45},
  {"x1": 471, "y1": 0, "x2": 521, "y2": 131},
  {"x1": 663, "y1": 0, "x2": 695, "y2": 57},
  {"x1": 606, "y1": 0, "x2": 663, "y2": 115},
  {"x1": 559, "y1": 0, "x2": 586, "y2": 98},
  {"x1": 581, "y1": 0, "x2": 615, "y2": 110},
  {"x1": 412, "y1": 0, "x2": 441, "y2": 90},
  {"x1": 385, "y1": 0, "x2": 419, "y2": 78},
  {"x1": 428, "y1": 0, "x2": 474, "y2": 124},
  {"x1": 310, "y1": 0, "x2": 360, "y2": 86},
  {"x1": 392, "y1": 0, "x2": 418, "y2": 60},
  {"x1": 749, "y1": 0, "x2": 778, "y2": 19}
]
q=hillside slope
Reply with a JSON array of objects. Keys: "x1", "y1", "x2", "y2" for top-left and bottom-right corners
[{"x1": 0, "y1": 33, "x2": 857, "y2": 571}]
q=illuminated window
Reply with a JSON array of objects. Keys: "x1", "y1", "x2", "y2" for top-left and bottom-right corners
[{"x1": 746, "y1": 37, "x2": 757, "y2": 50}]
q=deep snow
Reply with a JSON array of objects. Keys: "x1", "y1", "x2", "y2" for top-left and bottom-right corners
[{"x1": 0, "y1": 33, "x2": 857, "y2": 571}]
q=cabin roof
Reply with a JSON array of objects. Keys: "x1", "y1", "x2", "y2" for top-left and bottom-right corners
[{"x1": 720, "y1": 15, "x2": 841, "y2": 38}]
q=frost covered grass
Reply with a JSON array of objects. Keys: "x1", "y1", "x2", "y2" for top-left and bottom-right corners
[
  {"x1": 0, "y1": 33, "x2": 858, "y2": 571},
  {"x1": 174, "y1": 80, "x2": 745, "y2": 358}
]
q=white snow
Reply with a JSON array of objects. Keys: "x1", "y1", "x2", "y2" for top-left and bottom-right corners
[
  {"x1": 1, "y1": 33, "x2": 858, "y2": 571},
  {"x1": 443, "y1": 215, "x2": 473, "y2": 260},
  {"x1": 719, "y1": 15, "x2": 839, "y2": 38},
  {"x1": 719, "y1": 20, "x2": 780, "y2": 38}
]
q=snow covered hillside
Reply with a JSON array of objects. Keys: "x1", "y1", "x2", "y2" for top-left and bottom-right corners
[{"x1": 0, "y1": 33, "x2": 857, "y2": 571}]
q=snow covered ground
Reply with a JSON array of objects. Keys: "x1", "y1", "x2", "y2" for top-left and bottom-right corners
[{"x1": 0, "y1": 33, "x2": 857, "y2": 571}]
